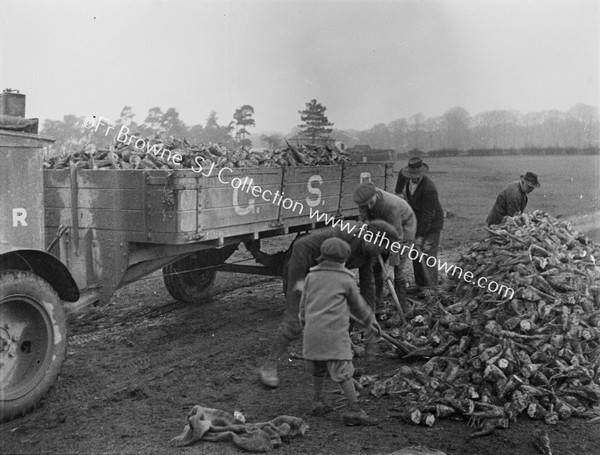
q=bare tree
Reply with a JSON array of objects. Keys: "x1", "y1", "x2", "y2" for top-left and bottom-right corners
[
  {"x1": 568, "y1": 104, "x2": 599, "y2": 148},
  {"x1": 388, "y1": 118, "x2": 409, "y2": 153},
  {"x1": 408, "y1": 113, "x2": 425, "y2": 150},
  {"x1": 259, "y1": 132, "x2": 284, "y2": 151},
  {"x1": 442, "y1": 107, "x2": 471, "y2": 150}
]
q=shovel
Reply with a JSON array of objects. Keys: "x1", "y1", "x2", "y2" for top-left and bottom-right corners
[
  {"x1": 349, "y1": 314, "x2": 413, "y2": 355},
  {"x1": 377, "y1": 255, "x2": 406, "y2": 325}
]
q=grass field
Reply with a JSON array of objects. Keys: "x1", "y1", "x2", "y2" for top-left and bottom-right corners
[{"x1": 393, "y1": 155, "x2": 600, "y2": 249}]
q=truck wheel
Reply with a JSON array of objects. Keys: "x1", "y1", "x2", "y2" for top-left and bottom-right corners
[
  {"x1": 0, "y1": 270, "x2": 67, "y2": 422},
  {"x1": 162, "y1": 256, "x2": 217, "y2": 304}
]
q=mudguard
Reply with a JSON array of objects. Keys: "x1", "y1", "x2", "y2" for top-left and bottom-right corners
[{"x1": 0, "y1": 245, "x2": 79, "y2": 302}]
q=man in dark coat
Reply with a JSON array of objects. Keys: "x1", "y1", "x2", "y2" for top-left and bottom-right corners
[
  {"x1": 486, "y1": 172, "x2": 541, "y2": 226},
  {"x1": 399, "y1": 157, "x2": 444, "y2": 289},
  {"x1": 259, "y1": 220, "x2": 400, "y2": 388}
]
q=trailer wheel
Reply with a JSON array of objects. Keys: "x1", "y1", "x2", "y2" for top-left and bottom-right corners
[
  {"x1": 0, "y1": 271, "x2": 67, "y2": 422},
  {"x1": 162, "y1": 256, "x2": 217, "y2": 304}
]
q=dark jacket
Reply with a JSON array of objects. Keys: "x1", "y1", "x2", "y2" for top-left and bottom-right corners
[
  {"x1": 286, "y1": 221, "x2": 376, "y2": 307},
  {"x1": 395, "y1": 173, "x2": 408, "y2": 196},
  {"x1": 486, "y1": 181, "x2": 527, "y2": 226},
  {"x1": 405, "y1": 176, "x2": 444, "y2": 237}
]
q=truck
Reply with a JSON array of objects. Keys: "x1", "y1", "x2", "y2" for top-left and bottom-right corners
[{"x1": 0, "y1": 98, "x2": 396, "y2": 421}]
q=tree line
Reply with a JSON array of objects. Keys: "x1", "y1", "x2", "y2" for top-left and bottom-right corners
[
  {"x1": 339, "y1": 104, "x2": 599, "y2": 154},
  {"x1": 42, "y1": 105, "x2": 258, "y2": 154},
  {"x1": 41, "y1": 99, "x2": 334, "y2": 155},
  {"x1": 41, "y1": 101, "x2": 598, "y2": 155}
]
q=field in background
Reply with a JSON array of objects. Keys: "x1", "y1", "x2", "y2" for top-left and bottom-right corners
[{"x1": 392, "y1": 155, "x2": 600, "y2": 249}]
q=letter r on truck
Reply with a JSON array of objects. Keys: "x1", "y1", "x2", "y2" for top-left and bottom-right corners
[{"x1": 13, "y1": 208, "x2": 28, "y2": 227}]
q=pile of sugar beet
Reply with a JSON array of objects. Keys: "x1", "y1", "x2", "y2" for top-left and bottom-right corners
[
  {"x1": 361, "y1": 210, "x2": 600, "y2": 437},
  {"x1": 43, "y1": 135, "x2": 352, "y2": 170}
]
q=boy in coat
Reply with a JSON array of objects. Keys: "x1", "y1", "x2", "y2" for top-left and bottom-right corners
[
  {"x1": 299, "y1": 237, "x2": 382, "y2": 426},
  {"x1": 259, "y1": 220, "x2": 400, "y2": 388}
]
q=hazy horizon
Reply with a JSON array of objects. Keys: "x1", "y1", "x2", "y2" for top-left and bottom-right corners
[{"x1": 1, "y1": 0, "x2": 598, "y2": 134}]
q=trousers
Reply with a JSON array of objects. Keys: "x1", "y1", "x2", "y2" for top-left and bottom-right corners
[{"x1": 412, "y1": 231, "x2": 441, "y2": 287}]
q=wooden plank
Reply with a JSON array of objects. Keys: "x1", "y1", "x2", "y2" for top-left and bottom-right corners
[
  {"x1": 282, "y1": 165, "x2": 344, "y2": 183},
  {"x1": 147, "y1": 209, "x2": 196, "y2": 233},
  {"x1": 195, "y1": 183, "x2": 284, "y2": 210},
  {"x1": 200, "y1": 166, "x2": 282, "y2": 185},
  {"x1": 146, "y1": 189, "x2": 197, "y2": 212},
  {"x1": 76, "y1": 169, "x2": 144, "y2": 189},
  {"x1": 281, "y1": 180, "x2": 341, "y2": 205},
  {"x1": 144, "y1": 167, "x2": 282, "y2": 188},
  {"x1": 45, "y1": 169, "x2": 144, "y2": 189},
  {"x1": 43, "y1": 186, "x2": 71, "y2": 208},
  {"x1": 147, "y1": 187, "x2": 286, "y2": 215},
  {"x1": 145, "y1": 169, "x2": 284, "y2": 212},
  {"x1": 343, "y1": 162, "x2": 387, "y2": 179},
  {"x1": 197, "y1": 204, "x2": 280, "y2": 230},
  {"x1": 279, "y1": 197, "x2": 340, "y2": 221},
  {"x1": 45, "y1": 207, "x2": 144, "y2": 231},
  {"x1": 41, "y1": 164, "x2": 388, "y2": 246},
  {"x1": 43, "y1": 169, "x2": 71, "y2": 187},
  {"x1": 280, "y1": 167, "x2": 344, "y2": 218},
  {"x1": 44, "y1": 188, "x2": 143, "y2": 210}
]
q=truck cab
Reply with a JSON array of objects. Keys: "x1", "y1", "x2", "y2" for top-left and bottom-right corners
[{"x1": 1, "y1": 96, "x2": 79, "y2": 421}]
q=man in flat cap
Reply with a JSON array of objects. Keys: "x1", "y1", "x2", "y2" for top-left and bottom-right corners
[
  {"x1": 259, "y1": 219, "x2": 400, "y2": 388},
  {"x1": 353, "y1": 181, "x2": 416, "y2": 310},
  {"x1": 399, "y1": 156, "x2": 444, "y2": 290},
  {"x1": 487, "y1": 172, "x2": 541, "y2": 226}
]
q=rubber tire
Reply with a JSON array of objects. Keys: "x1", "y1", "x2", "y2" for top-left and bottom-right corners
[
  {"x1": 0, "y1": 270, "x2": 67, "y2": 422},
  {"x1": 162, "y1": 257, "x2": 217, "y2": 304}
]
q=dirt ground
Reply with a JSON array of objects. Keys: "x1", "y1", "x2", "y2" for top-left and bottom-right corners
[{"x1": 1, "y1": 220, "x2": 600, "y2": 455}]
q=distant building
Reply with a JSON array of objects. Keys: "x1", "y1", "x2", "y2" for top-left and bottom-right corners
[
  {"x1": 286, "y1": 134, "x2": 336, "y2": 148},
  {"x1": 346, "y1": 144, "x2": 399, "y2": 162}
]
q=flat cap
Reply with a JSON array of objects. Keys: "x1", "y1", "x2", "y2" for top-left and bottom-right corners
[
  {"x1": 353, "y1": 181, "x2": 377, "y2": 205},
  {"x1": 318, "y1": 237, "x2": 351, "y2": 263}
]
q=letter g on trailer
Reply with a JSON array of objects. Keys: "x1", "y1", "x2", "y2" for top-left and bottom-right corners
[{"x1": 0, "y1": 121, "x2": 80, "y2": 422}]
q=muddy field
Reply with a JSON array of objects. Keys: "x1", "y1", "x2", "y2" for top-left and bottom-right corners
[{"x1": 2, "y1": 220, "x2": 600, "y2": 455}]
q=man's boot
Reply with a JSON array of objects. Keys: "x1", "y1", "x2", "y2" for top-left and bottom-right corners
[
  {"x1": 259, "y1": 333, "x2": 289, "y2": 388},
  {"x1": 342, "y1": 407, "x2": 379, "y2": 426},
  {"x1": 259, "y1": 361, "x2": 279, "y2": 388}
]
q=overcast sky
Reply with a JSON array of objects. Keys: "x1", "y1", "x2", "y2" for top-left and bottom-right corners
[{"x1": 0, "y1": 0, "x2": 598, "y2": 134}]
